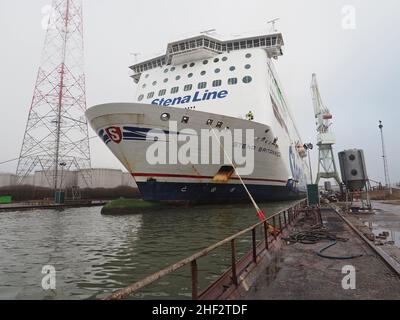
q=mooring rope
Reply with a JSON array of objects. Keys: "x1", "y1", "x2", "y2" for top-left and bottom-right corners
[{"x1": 208, "y1": 125, "x2": 267, "y2": 221}]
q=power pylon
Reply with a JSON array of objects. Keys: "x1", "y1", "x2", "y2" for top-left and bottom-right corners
[{"x1": 16, "y1": 0, "x2": 91, "y2": 190}]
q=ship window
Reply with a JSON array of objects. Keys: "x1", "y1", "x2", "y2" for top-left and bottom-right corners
[
  {"x1": 188, "y1": 73, "x2": 193, "y2": 78},
  {"x1": 229, "y1": 66, "x2": 236, "y2": 71},
  {"x1": 138, "y1": 94, "x2": 144, "y2": 101},
  {"x1": 145, "y1": 74, "x2": 150, "y2": 78},
  {"x1": 182, "y1": 116, "x2": 189, "y2": 124},
  {"x1": 198, "y1": 82, "x2": 207, "y2": 89},
  {"x1": 243, "y1": 76, "x2": 252, "y2": 84},
  {"x1": 164, "y1": 69, "x2": 168, "y2": 73},
  {"x1": 183, "y1": 64, "x2": 188, "y2": 69},
  {"x1": 215, "y1": 68, "x2": 221, "y2": 74},
  {"x1": 142, "y1": 84, "x2": 147, "y2": 88},
  {"x1": 176, "y1": 75, "x2": 181, "y2": 81},
  {"x1": 152, "y1": 81, "x2": 157, "y2": 86},
  {"x1": 147, "y1": 92, "x2": 154, "y2": 99},
  {"x1": 190, "y1": 62, "x2": 195, "y2": 67},
  {"x1": 214, "y1": 58, "x2": 219, "y2": 63},
  {"x1": 184, "y1": 84, "x2": 193, "y2": 91},
  {"x1": 245, "y1": 53, "x2": 252, "y2": 58},
  {"x1": 228, "y1": 78, "x2": 238, "y2": 85},
  {"x1": 171, "y1": 87, "x2": 179, "y2": 94},
  {"x1": 203, "y1": 60, "x2": 209, "y2": 65},
  {"x1": 222, "y1": 57, "x2": 228, "y2": 62},
  {"x1": 201, "y1": 71, "x2": 206, "y2": 76},
  {"x1": 245, "y1": 64, "x2": 251, "y2": 70},
  {"x1": 212, "y1": 80, "x2": 222, "y2": 87},
  {"x1": 163, "y1": 78, "x2": 168, "y2": 83},
  {"x1": 159, "y1": 89, "x2": 166, "y2": 96},
  {"x1": 170, "y1": 67, "x2": 176, "y2": 72}
]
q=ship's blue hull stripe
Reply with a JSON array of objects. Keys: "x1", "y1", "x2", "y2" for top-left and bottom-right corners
[{"x1": 136, "y1": 181, "x2": 305, "y2": 203}]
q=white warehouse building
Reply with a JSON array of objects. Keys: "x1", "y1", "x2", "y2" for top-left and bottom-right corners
[{"x1": 0, "y1": 169, "x2": 137, "y2": 189}]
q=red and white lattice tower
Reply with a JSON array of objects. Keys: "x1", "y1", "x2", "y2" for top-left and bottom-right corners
[{"x1": 16, "y1": 0, "x2": 91, "y2": 189}]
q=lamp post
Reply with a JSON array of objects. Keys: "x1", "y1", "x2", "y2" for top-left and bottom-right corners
[
  {"x1": 379, "y1": 121, "x2": 392, "y2": 195},
  {"x1": 304, "y1": 143, "x2": 314, "y2": 184},
  {"x1": 55, "y1": 162, "x2": 67, "y2": 204},
  {"x1": 59, "y1": 162, "x2": 67, "y2": 193}
]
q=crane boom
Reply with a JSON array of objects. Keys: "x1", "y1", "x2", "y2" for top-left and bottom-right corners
[
  {"x1": 311, "y1": 73, "x2": 333, "y2": 134},
  {"x1": 311, "y1": 73, "x2": 341, "y2": 185}
]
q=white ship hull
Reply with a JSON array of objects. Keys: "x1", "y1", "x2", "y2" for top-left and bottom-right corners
[{"x1": 86, "y1": 103, "x2": 308, "y2": 203}]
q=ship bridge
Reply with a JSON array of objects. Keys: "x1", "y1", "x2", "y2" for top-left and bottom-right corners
[{"x1": 130, "y1": 33, "x2": 284, "y2": 83}]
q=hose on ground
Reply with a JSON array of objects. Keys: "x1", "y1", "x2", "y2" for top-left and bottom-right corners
[
  {"x1": 317, "y1": 240, "x2": 364, "y2": 260},
  {"x1": 283, "y1": 229, "x2": 364, "y2": 260}
]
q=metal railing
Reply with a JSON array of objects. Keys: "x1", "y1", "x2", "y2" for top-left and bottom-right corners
[{"x1": 105, "y1": 199, "x2": 307, "y2": 300}]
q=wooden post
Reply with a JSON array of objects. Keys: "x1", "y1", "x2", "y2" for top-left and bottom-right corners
[
  {"x1": 191, "y1": 260, "x2": 198, "y2": 300},
  {"x1": 231, "y1": 240, "x2": 238, "y2": 286},
  {"x1": 264, "y1": 221, "x2": 269, "y2": 250},
  {"x1": 252, "y1": 228, "x2": 257, "y2": 263},
  {"x1": 283, "y1": 210, "x2": 287, "y2": 227}
]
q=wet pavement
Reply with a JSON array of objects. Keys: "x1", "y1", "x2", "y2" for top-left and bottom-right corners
[
  {"x1": 345, "y1": 201, "x2": 400, "y2": 268},
  {"x1": 245, "y1": 208, "x2": 400, "y2": 300}
]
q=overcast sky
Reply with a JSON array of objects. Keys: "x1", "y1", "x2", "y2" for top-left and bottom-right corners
[{"x1": 0, "y1": 0, "x2": 399, "y2": 185}]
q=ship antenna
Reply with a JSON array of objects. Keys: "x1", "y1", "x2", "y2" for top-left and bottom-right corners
[
  {"x1": 200, "y1": 28, "x2": 216, "y2": 35},
  {"x1": 267, "y1": 18, "x2": 280, "y2": 33},
  {"x1": 130, "y1": 52, "x2": 140, "y2": 63}
]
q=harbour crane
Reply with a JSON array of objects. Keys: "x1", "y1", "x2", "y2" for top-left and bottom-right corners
[{"x1": 311, "y1": 74, "x2": 341, "y2": 185}]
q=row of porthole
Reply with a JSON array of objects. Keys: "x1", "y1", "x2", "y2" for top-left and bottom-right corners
[
  {"x1": 180, "y1": 186, "x2": 237, "y2": 193},
  {"x1": 145, "y1": 52, "x2": 253, "y2": 77},
  {"x1": 159, "y1": 112, "x2": 273, "y2": 146},
  {"x1": 138, "y1": 76, "x2": 253, "y2": 101},
  {"x1": 142, "y1": 64, "x2": 252, "y2": 88},
  {"x1": 160, "y1": 113, "x2": 225, "y2": 129}
]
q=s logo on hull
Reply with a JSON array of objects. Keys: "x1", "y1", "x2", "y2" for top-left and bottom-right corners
[{"x1": 105, "y1": 127, "x2": 122, "y2": 144}]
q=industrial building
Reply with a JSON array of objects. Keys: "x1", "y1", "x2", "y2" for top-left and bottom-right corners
[{"x1": 0, "y1": 169, "x2": 137, "y2": 189}]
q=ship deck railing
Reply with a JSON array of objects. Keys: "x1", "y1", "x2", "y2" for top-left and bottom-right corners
[{"x1": 130, "y1": 33, "x2": 284, "y2": 80}]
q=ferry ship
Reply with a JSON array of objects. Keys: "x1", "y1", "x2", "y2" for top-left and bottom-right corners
[{"x1": 86, "y1": 31, "x2": 310, "y2": 203}]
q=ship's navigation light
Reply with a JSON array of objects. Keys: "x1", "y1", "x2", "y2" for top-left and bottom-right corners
[
  {"x1": 160, "y1": 113, "x2": 170, "y2": 121},
  {"x1": 182, "y1": 116, "x2": 190, "y2": 124},
  {"x1": 216, "y1": 121, "x2": 223, "y2": 128},
  {"x1": 206, "y1": 119, "x2": 214, "y2": 125}
]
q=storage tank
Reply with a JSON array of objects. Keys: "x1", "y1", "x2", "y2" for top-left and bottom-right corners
[
  {"x1": 324, "y1": 181, "x2": 332, "y2": 191},
  {"x1": 338, "y1": 149, "x2": 368, "y2": 191}
]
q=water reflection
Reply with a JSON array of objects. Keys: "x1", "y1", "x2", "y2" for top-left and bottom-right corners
[{"x1": 0, "y1": 201, "x2": 297, "y2": 300}]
